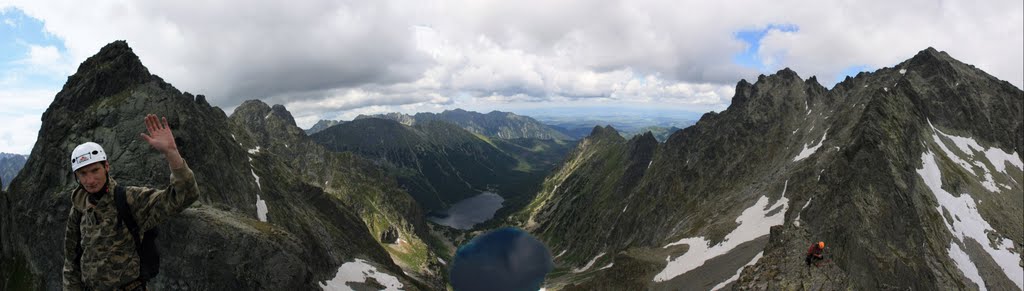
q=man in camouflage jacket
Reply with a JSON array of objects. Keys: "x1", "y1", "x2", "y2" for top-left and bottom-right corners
[{"x1": 63, "y1": 114, "x2": 200, "y2": 290}]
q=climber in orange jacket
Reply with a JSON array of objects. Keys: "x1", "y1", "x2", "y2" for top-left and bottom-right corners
[{"x1": 805, "y1": 241, "x2": 825, "y2": 267}]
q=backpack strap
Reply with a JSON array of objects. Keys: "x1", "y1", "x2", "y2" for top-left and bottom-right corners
[{"x1": 114, "y1": 185, "x2": 142, "y2": 249}]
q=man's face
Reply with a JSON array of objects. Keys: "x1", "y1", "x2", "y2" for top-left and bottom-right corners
[{"x1": 75, "y1": 162, "x2": 110, "y2": 193}]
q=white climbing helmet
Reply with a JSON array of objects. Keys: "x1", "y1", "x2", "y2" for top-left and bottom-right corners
[{"x1": 70, "y1": 142, "x2": 108, "y2": 172}]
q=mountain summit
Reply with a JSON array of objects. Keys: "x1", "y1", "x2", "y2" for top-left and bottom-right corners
[{"x1": 52, "y1": 40, "x2": 157, "y2": 112}]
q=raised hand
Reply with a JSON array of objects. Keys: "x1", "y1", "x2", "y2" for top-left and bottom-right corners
[
  {"x1": 140, "y1": 114, "x2": 185, "y2": 169},
  {"x1": 140, "y1": 114, "x2": 178, "y2": 153}
]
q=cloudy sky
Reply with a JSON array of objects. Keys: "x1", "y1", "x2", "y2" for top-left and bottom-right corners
[{"x1": 1, "y1": 0, "x2": 1022, "y2": 154}]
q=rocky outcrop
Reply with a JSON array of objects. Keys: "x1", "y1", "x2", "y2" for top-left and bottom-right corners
[
  {"x1": 381, "y1": 226, "x2": 400, "y2": 244},
  {"x1": 228, "y1": 99, "x2": 447, "y2": 288}
]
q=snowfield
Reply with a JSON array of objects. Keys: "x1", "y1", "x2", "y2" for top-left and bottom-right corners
[
  {"x1": 320, "y1": 259, "x2": 403, "y2": 291},
  {"x1": 654, "y1": 181, "x2": 789, "y2": 282},
  {"x1": 794, "y1": 132, "x2": 828, "y2": 162},
  {"x1": 918, "y1": 150, "x2": 1023, "y2": 289}
]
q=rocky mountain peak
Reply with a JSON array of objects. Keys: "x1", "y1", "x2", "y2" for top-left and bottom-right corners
[
  {"x1": 805, "y1": 75, "x2": 824, "y2": 88},
  {"x1": 722, "y1": 66, "x2": 821, "y2": 126},
  {"x1": 231, "y1": 100, "x2": 296, "y2": 127},
  {"x1": 730, "y1": 79, "x2": 756, "y2": 105},
  {"x1": 588, "y1": 125, "x2": 624, "y2": 142},
  {"x1": 895, "y1": 47, "x2": 986, "y2": 86},
  {"x1": 230, "y1": 99, "x2": 308, "y2": 150},
  {"x1": 237, "y1": 99, "x2": 273, "y2": 113},
  {"x1": 270, "y1": 104, "x2": 297, "y2": 126},
  {"x1": 231, "y1": 99, "x2": 273, "y2": 125},
  {"x1": 908, "y1": 47, "x2": 952, "y2": 65},
  {"x1": 629, "y1": 131, "x2": 658, "y2": 149},
  {"x1": 755, "y1": 67, "x2": 803, "y2": 84},
  {"x1": 775, "y1": 67, "x2": 801, "y2": 80},
  {"x1": 486, "y1": 110, "x2": 517, "y2": 118},
  {"x1": 53, "y1": 40, "x2": 157, "y2": 111}
]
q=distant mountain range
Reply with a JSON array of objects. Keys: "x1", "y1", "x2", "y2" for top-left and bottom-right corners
[
  {"x1": 354, "y1": 109, "x2": 572, "y2": 140},
  {"x1": 0, "y1": 153, "x2": 27, "y2": 191},
  {"x1": 305, "y1": 109, "x2": 573, "y2": 141},
  {"x1": 304, "y1": 119, "x2": 344, "y2": 135},
  {"x1": 310, "y1": 117, "x2": 574, "y2": 214},
  {"x1": 308, "y1": 109, "x2": 692, "y2": 143},
  {"x1": 534, "y1": 112, "x2": 697, "y2": 140}
]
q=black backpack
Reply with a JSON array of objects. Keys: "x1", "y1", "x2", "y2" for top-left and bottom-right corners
[{"x1": 114, "y1": 185, "x2": 160, "y2": 280}]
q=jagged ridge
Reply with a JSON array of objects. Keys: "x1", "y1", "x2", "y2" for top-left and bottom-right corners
[{"x1": 521, "y1": 47, "x2": 1024, "y2": 290}]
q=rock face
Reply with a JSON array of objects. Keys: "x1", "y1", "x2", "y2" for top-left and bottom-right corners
[
  {"x1": 381, "y1": 226, "x2": 400, "y2": 244},
  {"x1": 355, "y1": 108, "x2": 573, "y2": 140},
  {"x1": 0, "y1": 41, "x2": 431, "y2": 290},
  {"x1": 519, "y1": 48, "x2": 1023, "y2": 290},
  {"x1": 228, "y1": 99, "x2": 446, "y2": 287}
]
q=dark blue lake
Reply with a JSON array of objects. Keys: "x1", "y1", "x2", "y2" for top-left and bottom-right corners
[
  {"x1": 450, "y1": 227, "x2": 553, "y2": 291},
  {"x1": 427, "y1": 192, "x2": 504, "y2": 229}
]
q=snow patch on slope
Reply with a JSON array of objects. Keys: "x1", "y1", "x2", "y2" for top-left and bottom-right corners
[
  {"x1": 928, "y1": 119, "x2": 1023, "y2": 193},
  {"x1": 654, "y1": 181, "x2": 789, "y2": 282},
  {"x1": 918, "y1": 151, "x2": 1022, "y2": 289},
  {"x1": 251, "y1": 168, "x2": 268, "y2": 222},
  {"x1": 555, "y1": 250, "x2": 568, "y2": 259},
  {"x1": 247, "y1": 149, "x2": 269, "y2": 222},
  {"x1": 794, "y1": 197, "x2": 813, "y2": 227},
  {"x1": 794, "y1": 132, "x2": 828, "y2": 162},
  {"x1": 573, "y1": 252, "x2": 607, "y2": 273},
  {"x1": 947, "y1": 240, "x2": 987, "y2": 291},
  {"x1": 320, "y1": 258, "x2": 403, "y2": 291},
  {"x1": 984, "y1": 148, "x2": 1024, "y2": 173}
]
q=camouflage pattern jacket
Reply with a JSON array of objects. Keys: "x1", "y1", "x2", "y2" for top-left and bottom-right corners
[{"x1": 62, "y1": 162, "x2": 200, "y2": 290}]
